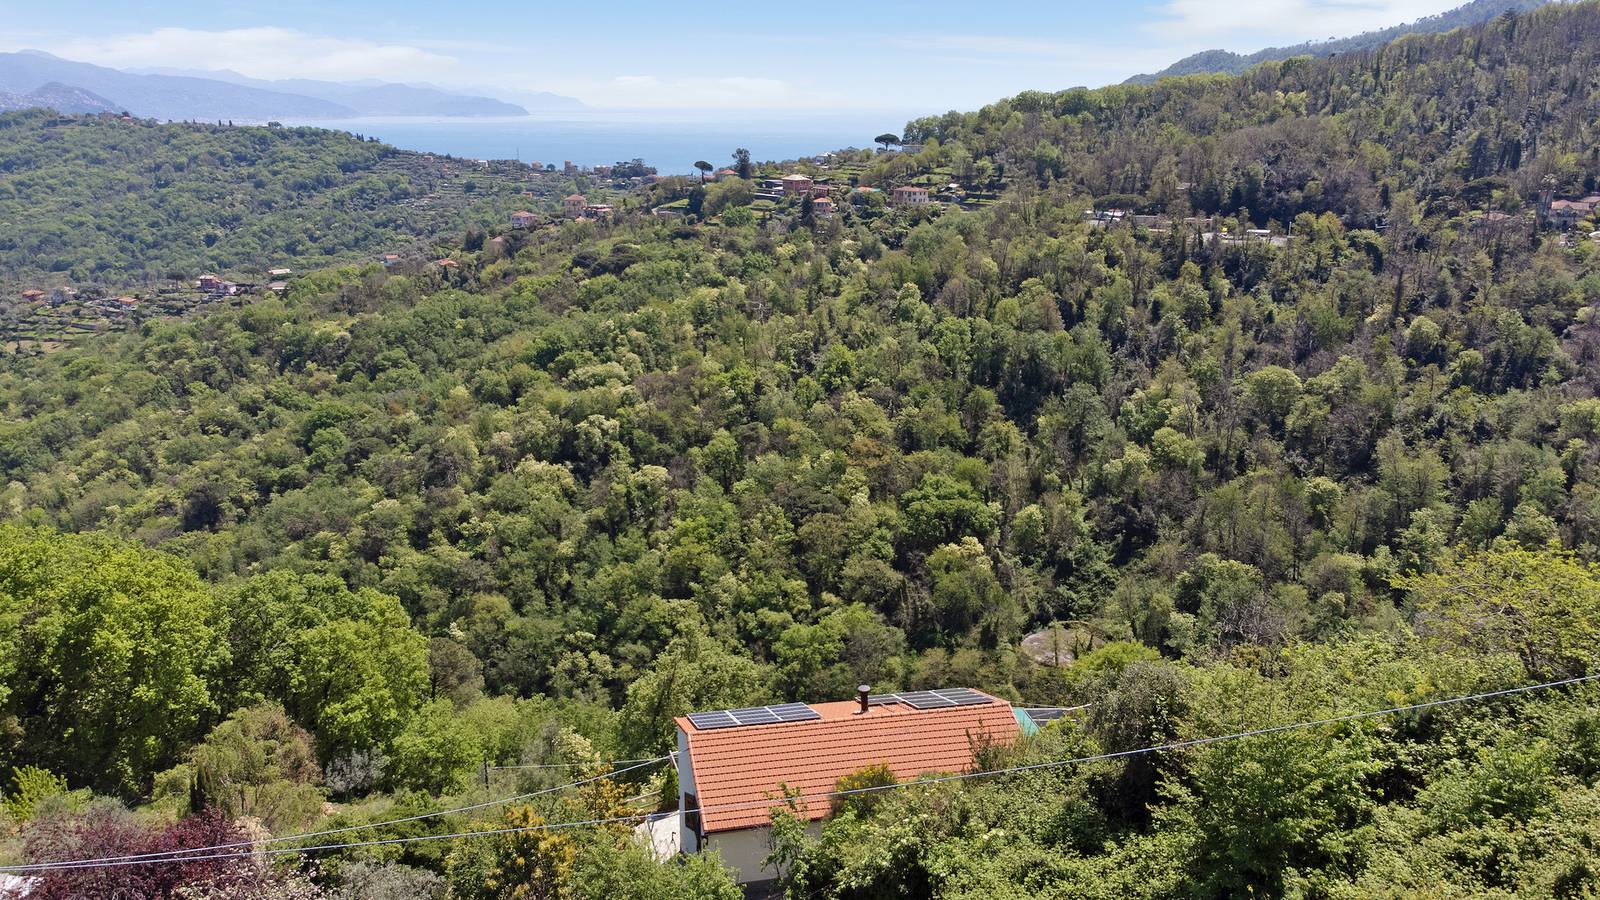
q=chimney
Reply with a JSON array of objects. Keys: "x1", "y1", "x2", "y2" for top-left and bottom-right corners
[{"x1": 857, "y1": 684, "x2": 871, "y2": 714}]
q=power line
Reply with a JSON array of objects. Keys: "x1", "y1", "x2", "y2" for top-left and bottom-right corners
[
  {"x1": 0, "y1": 756, "x2": 668, "y2": 873},
  {"x1": 5, "y1": 672, "x2": 1596, "y2": 875},
  {"x1": 489, "y1": 756, "x2": 666, "y2": 771}
]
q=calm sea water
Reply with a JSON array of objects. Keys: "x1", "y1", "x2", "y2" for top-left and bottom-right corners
[{"x1": 280, "y1": 110, "x2": 924, "y2": 176}]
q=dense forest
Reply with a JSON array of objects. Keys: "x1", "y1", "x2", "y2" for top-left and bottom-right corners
[
  {"x1": 4, "y1": 2, "x2": 1600, "y2": 897},
  {"x1": 0, "y1": 112, "x2": 560, "y2": 289}
]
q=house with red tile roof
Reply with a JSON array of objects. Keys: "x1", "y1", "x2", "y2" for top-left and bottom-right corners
[
  {"x1": 509, "y1": 210, "x2": 537, "y2": 229},
  {"x1": 673, "y1": 687, "x2": 1021, "y2": 885}
]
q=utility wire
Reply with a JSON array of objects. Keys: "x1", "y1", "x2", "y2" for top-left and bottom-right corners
[
  {"x1": 6, "y1": 672, "x2": 1596, "y2": 875},
  {"x1": 489, "y1": 756, "x2": 665, "y2": 771},
  {"x1": 0, "y1": 756, "x2": 668, "y2": 873}
]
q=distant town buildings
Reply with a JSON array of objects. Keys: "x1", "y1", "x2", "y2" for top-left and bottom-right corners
[
  {"x1": 196, "y1": 274, "x2": 237, "y2": 295},
  {"x1": 891, "y1": 185, "x2": 930, "y2": 207},
  {"x1": 1547, "y1": 194, "x2": 1600, "y2": 230},
  {"x1": 562, "y1": 194, "x2": 615, "y2": 219},
  {"x1": 781, "y1": 174, "x2": 814, "y2": 196}
]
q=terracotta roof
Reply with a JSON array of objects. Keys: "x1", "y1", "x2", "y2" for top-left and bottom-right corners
[{"x1": 678, "y1": 690, "x2": 1019, "y2": 833}]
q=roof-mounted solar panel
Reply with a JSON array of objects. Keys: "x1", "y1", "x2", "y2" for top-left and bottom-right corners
[
  {"x1": 867, "y1": 688, "x2": 994, "y2": 710},
  {"x1": 687, "y1": 710, "x2": 739, "y2": 730},
  {"x1": 688, "y1": 703, "x2": 821, "y2": 730},
  {"x1": 767, "y1": 702, "x2": 822, "y2": 723},
  {"x1": 932, "y1": 688, "x2": 990, "y2": 706}
]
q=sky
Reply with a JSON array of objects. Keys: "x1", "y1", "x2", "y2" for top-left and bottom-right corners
[{"x1": 0, "y1": 0, "x2": 1474, "y2": 115}]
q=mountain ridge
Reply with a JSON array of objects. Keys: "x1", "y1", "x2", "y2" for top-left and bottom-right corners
[
  {"x1": 0, "y1": 51, "x2": 575, "y2": 120},
  {"x1": 0, "y1": 81, "x2": 120, "y2": 114},
  {"x1": 127, "y1": 66, "x2": 581, "y2": 115},
  {"x1": 1124, "y1": 0, "x2": 1553, "y2": 83}
]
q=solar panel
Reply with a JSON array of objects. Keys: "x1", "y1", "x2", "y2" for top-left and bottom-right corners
[
  {"x1": 686, "y1": 710, "x2": 739, "y2": 730},
  {"x1": 687, "y1": 703, "x2": 821, "y2": 730},
  {"x1": 729, "y1": 706, "x2": 781, "y2": 725},
  {"x1": 768, "y1": 702, "x2": 822, "y2": 723},
  {"x1": 897, "y1": 690, "x2": 958, "y2": 709},
  {"x1": 867, "y1": 688, "x2": 994, "y2": 710},
  {"x1": 931, "y1": 688, "x2": 991, "y2": 706}
]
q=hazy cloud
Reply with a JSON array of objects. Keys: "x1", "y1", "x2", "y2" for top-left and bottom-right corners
[
  {"x1": 1148, "y1": 0, "x2": 1467, "y2": 42},
  {"x1": 47, "y1": 27, "x2": 459, "y2": 82}
]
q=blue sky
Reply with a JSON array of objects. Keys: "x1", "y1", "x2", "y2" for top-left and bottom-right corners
[{"x1": 1, "y1": 0, "x2": 1471, "y2": 114}]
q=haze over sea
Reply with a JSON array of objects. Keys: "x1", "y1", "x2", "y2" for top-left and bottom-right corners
[{"x1": 280, "y1": 109, "x2": 924, "y2": 175}]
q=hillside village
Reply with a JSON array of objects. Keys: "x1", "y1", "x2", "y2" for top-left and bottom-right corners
[
  {"x1": 0, "y1": 122, "x2": 652, "y2": 353},
  {"x1": 9, "y1": 125, "x2": 1599, "y2": 357}
]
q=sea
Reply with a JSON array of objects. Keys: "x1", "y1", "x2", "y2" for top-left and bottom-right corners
[{"x1": 278, "y1": 109, "x2": 927, "y2": 176}]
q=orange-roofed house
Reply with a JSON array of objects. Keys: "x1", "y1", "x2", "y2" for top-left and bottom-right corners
[
  {"x1": 673, "y1": 687, "x2": 1021, "y2": 885},
  {"x1": 510, "y1": 210, "x2": 537, "y2": 229},
  {"x1": 563, "y1": 194, "x2": 587, "y2": 217}
]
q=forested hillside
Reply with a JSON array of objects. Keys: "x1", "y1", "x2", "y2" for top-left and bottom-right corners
[
  {"x1": 2, "y1": 2, "x2": 1600, "y2": 898},
  {"x1": 0, "y1": 111, "x2": 557, "y2": 289},
  {"x1": 1122, "y1": 0, "x2": 1549, "y2": 84},
  {"x1": 905, "y1": 0, "x2": 1600, "y2": 219}
]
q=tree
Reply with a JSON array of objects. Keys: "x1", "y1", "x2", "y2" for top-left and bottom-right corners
[
  {"x1": 831, "y1": 763, "x2": 897, "y2": 817},
  {"x1": 901, "y1": 473, "x2": 998, "y2": 551},
  {"x1": 0, "y1": 527, "x2": 228, "y2": 795},
  {"x1": 732, "y1": 148, "x2": 752, "y2": 179},
  {"x1": 875, "y1": 133, "x2": 901, "y2": 152},
  {"x1": 185, "y1": 702, "x2": 324, "y2": 833},
  {"x1": 387, "y1": 699, "x2": 482, "y2": 795},
  {"x1": 446, "y1": 805, "x2": 574, "y2": 900},
  {"x1": 223, "y1": 572, "x2": 429, "y2": 757},
  {"x1": 693, "y1": 160, "x2": 713, "y2": 183},
  {"x1": 1397, "y1": 548, "x2": 1600, "y2": 679},
  {"x1": 23, "y1": 807, "x2": 307, "y2": 900},
  {"x1": 616, "y1": 623, "x2": 773, "y2": 755}
]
